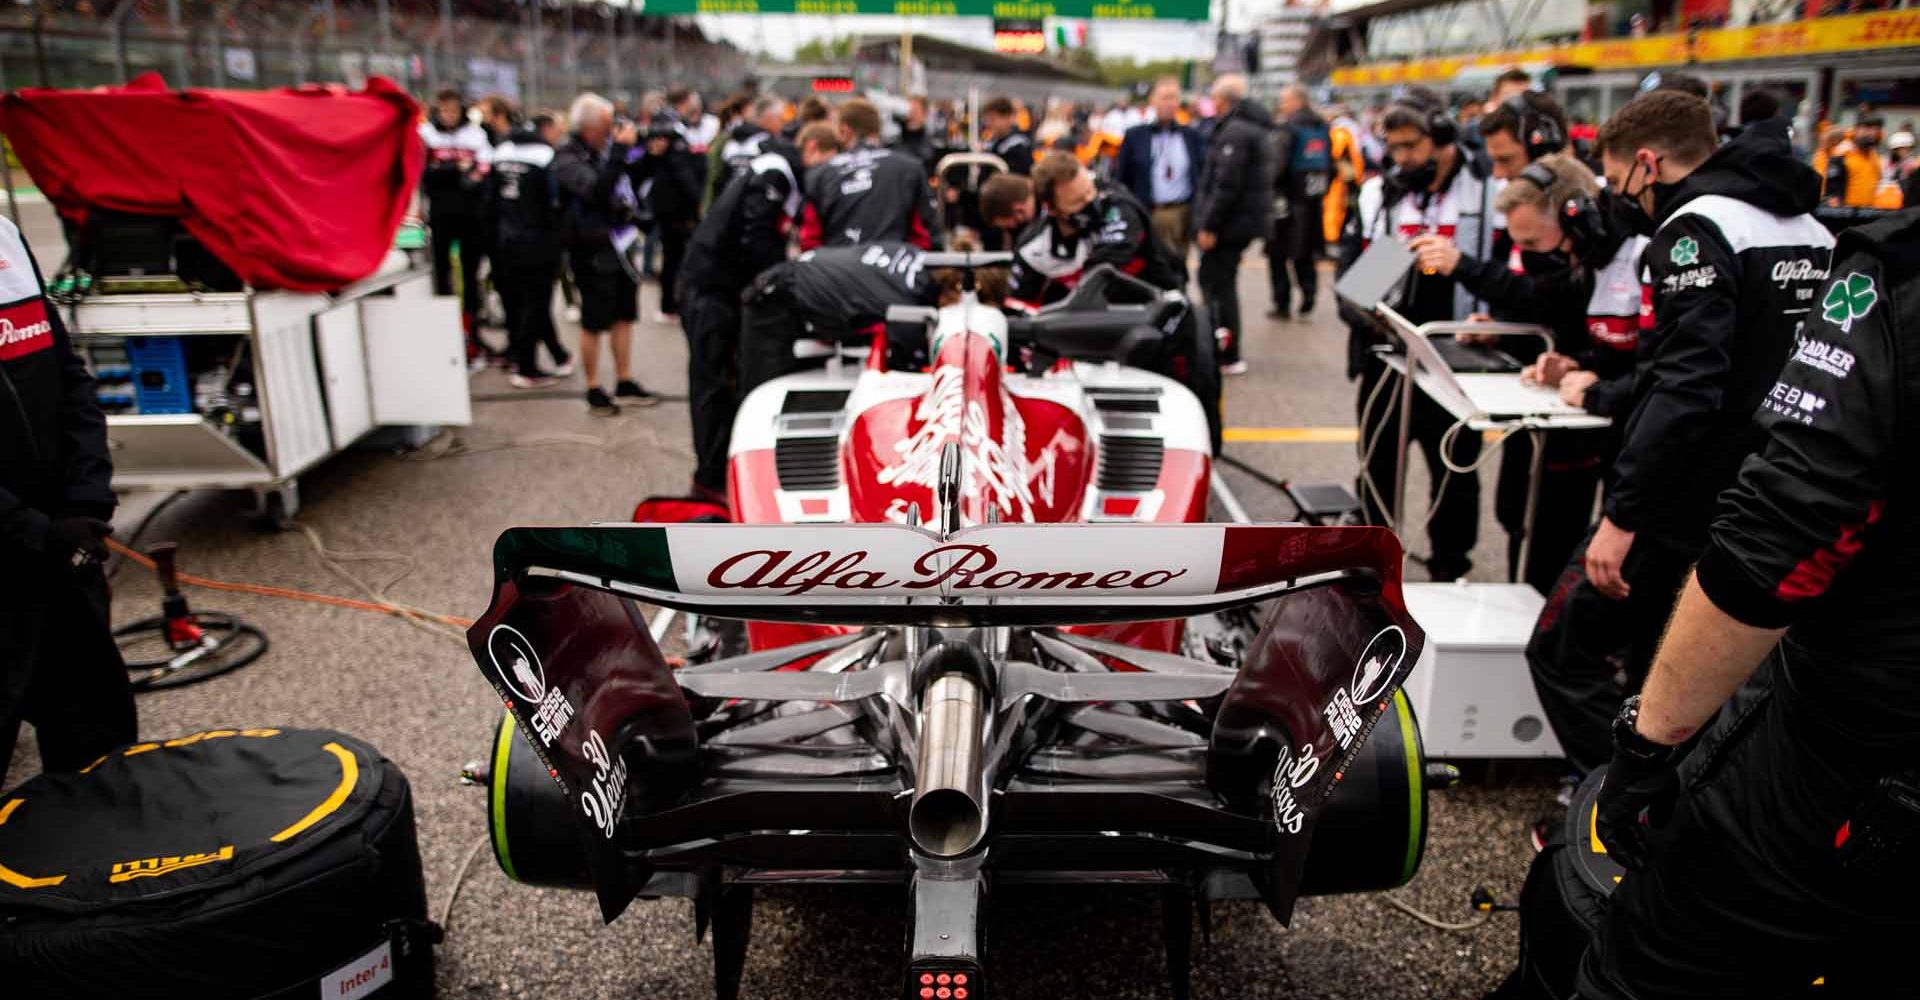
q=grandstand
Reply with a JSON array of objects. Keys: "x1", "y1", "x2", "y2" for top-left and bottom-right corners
[{"x1": 0, "y1": 2, "x2": 752, "y2": 111}]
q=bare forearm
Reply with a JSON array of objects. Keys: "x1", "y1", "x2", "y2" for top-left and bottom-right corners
[{"x1": 1636, "y1": 574, "x2": 1786, "y2": 745}]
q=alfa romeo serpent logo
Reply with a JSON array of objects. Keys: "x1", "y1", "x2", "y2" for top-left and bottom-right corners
[
  {"x1": 1822, "y1": 272, "x2": 1877, "y2": 334},
  {"x1": 1669, "y1": 236, "x2": 1699, "y2": 267}
]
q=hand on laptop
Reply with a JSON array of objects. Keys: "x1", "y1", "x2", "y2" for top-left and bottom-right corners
[
  {"x1": 1522, "y1": 350, "x2": 1580, "y2": 388},
  {"x1": 1408, "y1": 234, "x2": 1461, "y2": 277},
  {"x1": 1558, "y1": 370, "x2": 1599, "y2": 407}
]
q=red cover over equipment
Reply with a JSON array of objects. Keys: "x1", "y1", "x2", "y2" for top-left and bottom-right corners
[{"x1": 0, "y1": 74, "x2": 424, "y2": 291}]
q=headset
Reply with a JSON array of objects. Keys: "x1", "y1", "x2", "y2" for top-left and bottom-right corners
[
  {"x1": 1392, "y1": 92, "x2": 1457, "y2": 147},
  {"x1": 1515, "y1": 159, "x2": 1607, "y2": 253},
  {"x1": 1501, "y1": 93, "x2": 1568, "y2": 162}
]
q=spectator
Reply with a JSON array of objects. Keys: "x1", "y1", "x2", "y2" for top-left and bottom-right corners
[
  {"x1": 1193, "y1": 72, "x2": 1275, "y2": 376},
  {"x1": 669, "y1": 88, "x2": 718, "y2": 152},
  {"x1": 1117, "y1": 76, "x2": 1205, "y2": 263},
  {"x1": 1817, "y1": 114, "x2": 1887, "y2": 207},
  {"x1": 798, "y1": 98, "x2": 942, "y2": 250},
  {"x1": 1269, "y1": 84, "x2": 1333, "y2": 320},
  {"x1": 784, "y1": 95, "x2": 834, "y2": 140},
  {"x1": 0, "y1": 215, "x2": 136, "y2": 780},
  {"x1": 701, "y1": 92, "x2": 756, "y2": 210},
  {"x1": 418, "y1": 88, "x2": 495, "y2": 366},
  {"x1": 554, "y1": 92, "x2": 660, "y2": 416},
  {"x1": 1323, "y1": 103, "x2": 1368, "y2": 247},
  {"x1": 982, "y1": 96, "x2": 1035, "y2": 175},
  {"x1": 477, "y1": 95, "x2": 519, "y2": 145}
]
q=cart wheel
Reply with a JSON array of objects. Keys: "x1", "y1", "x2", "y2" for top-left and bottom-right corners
[{"x1": 116, "y1": 612, "x2": 269, "y2": 691}]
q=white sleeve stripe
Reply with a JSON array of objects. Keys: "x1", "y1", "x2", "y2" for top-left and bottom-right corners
[{"x1": 1659, "y1": 194, "x2": 1836, "y2": 254}]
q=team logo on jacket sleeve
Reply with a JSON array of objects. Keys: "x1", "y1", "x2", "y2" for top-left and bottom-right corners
[
  {"x1": 1668, "y1": 236, "x2": 1700, "y2": 266},
  {"x1": 1822, "y1": 272, "x2": 1877, "y2": 334},
  {"x1": 0, "y1": 298, "x2": 53, "y2": 361}
]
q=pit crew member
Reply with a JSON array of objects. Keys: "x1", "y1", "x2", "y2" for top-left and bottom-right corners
[{"x1": 798, "y1": 99, "x2": 941, "y2": 251}]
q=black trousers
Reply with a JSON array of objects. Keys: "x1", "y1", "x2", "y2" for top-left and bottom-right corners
[
  {"x1": 0, "y1": 566, "x2": 138, "y2": 780},
  {"x1": 739, "y1": 288, "x2": 808, "y2": 400},
  {"x1": 1579, "y1": 647, "x2": 1920, "y2": 998},
  {"x1": 495, "y1": 259, "x2": 567, "y2": 377},
  {"x1": 657, "y1": 224, "x2": 693, "y2": 317},
  {"x1": 1268, "y1": 199, "x2": 1323, "y2": 315},
  {"x1": 682, "y1": 290, "x2": 743, "y2": 493},
  {"x1": 429, "y1": 213, "x2": 487, "y2": 322},
  {"x1": 1355, "y1": 355, "x2": 1481, "y2": 579},
  {"x1": 1494, "y1": 432, "x2": 1605, "y2": 594},
  {"x1": 1198, "y1": 237, "x2": 1251, "y2": 365},
  {"x1": 1526, "y1": 527, "x2": 1693, "y2": 774}
]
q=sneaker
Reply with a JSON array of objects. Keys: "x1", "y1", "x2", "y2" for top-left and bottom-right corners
[
  {"x1": 1297, "y1": 299, "x2": 1317, "y2": 317},
  {"x1": 509, "y1": 371, "x2": 558, "y2": 389},
  {"x1": 651, "y1": 311, "x2": 678, "y2": 324},
  {"x1": 488, "y1": 352, "x2": 514, "y2": 370},
  {"x1": 1265, "y1": 306, "x2": 1289, "y2": 320},
  {"x1": 564, "y1": 304, "x2": 582, "y2": 323},
  {"x1": 550, "y1": 357, "x2": 575, "y2": 378},
  {"x1": 1220, "y1": 360, "x2": 1250, "y2": 376},
  {"x1": 586, "y1": 387, "x2": 621, "y2": 416},
  {"x1": 615, "y1": 380, "x2": 661, "y2": 407},
  {"x1": 467, "y1": 355, "x2": 488, "y2": 374}
]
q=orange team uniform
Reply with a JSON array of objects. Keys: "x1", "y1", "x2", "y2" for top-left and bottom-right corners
[
  {"x1": 1814, "y1": 146, "x2": 1889, "y2": 207},
  {"x1": 1323, "y1": 123, "x2": 1367, "y2": 245}
]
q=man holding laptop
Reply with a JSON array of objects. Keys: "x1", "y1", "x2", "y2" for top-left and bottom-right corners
[{"x1": 1341, "y1": 87, "x2": 1499, "y2": 581}]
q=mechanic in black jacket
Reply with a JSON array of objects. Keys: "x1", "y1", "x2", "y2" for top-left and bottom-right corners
[
  {"x1": 1009, "y1": 151, "x2": 1220, "y2": 453},
  {"x1": 0, "y1": 217, "x2": 136, "y2": 779},
  {"x1": 981, "y1": 96, "x2": 1035, "y2": 176},
  {"x1": 738, "y1": 238, "x2": 945, "y2": 399},
  {"x1": 1192, "y1": 73, "x2": 1274, "y2": 374},
  {"x1": 678, "y1": 123, "x2": 841, "y2": 505},
  {"x1": 798, "y1": 99, "x2": 941, "y2": 252},
  {"x1": 1527, "y1": 91, "x2": 1835, "y2": 775},
  {"x1": 1268, "y1": 85, "x2": 1333, "y2": 321},
  {"x1": 1583, "y1": 208, "x2": 1920, "y2": 999},
  {"x1": 485, "y1": 118, "x2": 572, "y2": 387},
  {"x1": 630, "y1": 115, "x2": 707, "y2": 319},
  {"x1": 418, "y1": 89, "x2": 495, "y2": 361}
]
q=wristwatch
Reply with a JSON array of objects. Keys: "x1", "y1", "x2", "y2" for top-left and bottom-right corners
[{"x1": 1611, "y1": 695, "x2": 1681, "y2": 764}]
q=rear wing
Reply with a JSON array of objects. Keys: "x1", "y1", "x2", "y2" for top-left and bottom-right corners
[{"x1": 486, "y1": 522, "x2": 1411, "y2": 627}]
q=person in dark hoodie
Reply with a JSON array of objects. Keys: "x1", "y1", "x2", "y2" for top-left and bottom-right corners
[
  {"x1": 706, "y1": 95, "x2": 788, "y2": 212},
  {"x1": 1579, "y1": 207, "x2": 1920, "y2": 1000},
  {"x1": 892, "y1": 95, "x2": 939, "y2": 172},
  {"x1": 418, "y1": 89, "x2": 495, "y2": 363},
  {"x1": 485, "y1": 114, "x2": 572, "y2": 387},
  {"x1": 1193, "y1": 72, "x2": 1274, "y2": 375},
  {"x1": 678, "y1": 123, "x2": 843, "y2": 505},
  {"x1": 1268, "y1": 84, "x2": 1333, "y2": 321},
  {"x1": 631, "y1": 113, "x2": 707, "y2": 320},
  {"x1": 1526, "y1": 90, "x2": 1835, "y2": 777},
  {"x1": 0, "y1": 216, "x2": 136, "y2": 779}
]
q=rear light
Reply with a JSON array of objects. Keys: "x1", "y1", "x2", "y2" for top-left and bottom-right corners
[
  {"x1": 955, "y1": 991, "x2": 969, "y2": 999},
  {"x1": 909, "y1": 965, "x2": 978, "y2": 999},
  {"x1": 920, "y1": 990, "x2": 934, "y2": 999},
  {"x1": 937, "y1": 990, "x2": 951, "y2": 999},
  {"x1": 920, "y1": 975, "x2": 935, "y2": 986},
  {"x1": 938, "y1": 975, "x2": 951, "y2": 985}
]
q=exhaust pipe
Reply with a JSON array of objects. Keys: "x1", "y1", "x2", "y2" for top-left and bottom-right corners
[{"x1": 908, "y1": 648, "x2": 992, "y2": 857}]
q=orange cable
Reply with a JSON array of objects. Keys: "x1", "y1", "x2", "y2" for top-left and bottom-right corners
[{"x1": 107, "y1": 537, "x2": 476, "y2": 629}]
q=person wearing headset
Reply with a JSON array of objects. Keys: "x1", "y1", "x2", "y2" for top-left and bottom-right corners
[
  {"x1": 1342, "y1": 87, "x2": 1497, "y2": 582},
  {"x1": 1408, "y1": 92, "x2": 1605, "y2": 592}
]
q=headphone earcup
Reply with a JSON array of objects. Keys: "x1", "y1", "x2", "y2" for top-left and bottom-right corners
[
  {"x1": 1563, "y1": 194, "x2": 1606, "y2": 250},
  {"x1": 1429, "y1": 109, "x2": 1458, "y2": 147}
]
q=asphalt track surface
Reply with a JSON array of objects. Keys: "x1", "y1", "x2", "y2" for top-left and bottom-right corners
[{"x1": 6, "y1": 238, "x2": 1564, "y2": 999}]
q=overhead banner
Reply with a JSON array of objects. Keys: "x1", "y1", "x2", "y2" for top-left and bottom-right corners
[
  {"x1": 1331, "y1": 7, "x2": 1920, "y2": 87},
  {"x1": 638, "y1": 0, "x2": 1208, "y2": 19}
]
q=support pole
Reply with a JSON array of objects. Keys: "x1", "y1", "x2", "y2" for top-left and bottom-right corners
[
  {"x1": 900, "y1": 30, "x2": 913, "y2": 97},
  {"x1": 168, "y1": 0, "x2": 188, "y2": 85}
]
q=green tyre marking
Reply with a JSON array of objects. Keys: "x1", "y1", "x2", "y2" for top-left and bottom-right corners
[
  {"x1": 490, "y1": 711, "x2": 520, "y2": 883},
  {"x1": 1394, "y1": 689, "x2": 1424, "y2": 886}
]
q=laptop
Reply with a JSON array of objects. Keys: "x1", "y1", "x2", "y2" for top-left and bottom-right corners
[
  {"x1": 1338, "y1": 240, "x2": 1522, "y2": 374},
  {"x1": 1393, "y1": 312, "x2": 1586, "y2": 420}
]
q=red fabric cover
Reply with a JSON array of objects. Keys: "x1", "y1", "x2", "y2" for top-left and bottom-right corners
[{"x1": 0, "y1": 74, "x2": 424, "y2": 292}]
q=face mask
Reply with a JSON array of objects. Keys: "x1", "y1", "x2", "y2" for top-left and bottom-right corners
[
  {"x1": 1068, "y1": 203, "x2": 1102, "y2": 233},
  {"x1": 1389, "y1": 158, "x2": 1438, "y2": 193},
  {"x1": 1598, "y1": 188, "x2": 1652, "y2": 238},
  {"x1": 1855, "y1": 133, "x2": 1880, "y2": 151}
]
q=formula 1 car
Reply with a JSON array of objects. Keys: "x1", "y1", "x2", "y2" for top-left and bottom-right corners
[{"x1": 467, "y1": 256, "x2": 1435, "y2": 999}]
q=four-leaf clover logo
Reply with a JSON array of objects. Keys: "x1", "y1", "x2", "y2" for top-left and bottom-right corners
[
  {"x1": 1823, "y1": 272, "x2": 1877, "y2": 334},
  {"x1": 1669, "y1": 236, "x2": 1699, "y2": 267}
]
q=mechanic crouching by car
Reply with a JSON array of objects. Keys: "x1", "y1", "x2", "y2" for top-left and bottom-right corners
[
  {"x1": 1527, "y1": 91, "x2": 1834, "y2": 777},
  {"x1": 1582, "y1": 208, "x2": 1920, "y2": 999},
  {"x1": 1009, "y1": 151, "x2": 1221, "y2": 453},
  {"x1": 0, "y1": 216, "x2": 137, "y2": 779},
  {"x1": 678, "y1": 122, "x2": 840, "y2": 507},
  {"x1": 1343, "y1": 87, "x2": 1497, "y2": 582}
]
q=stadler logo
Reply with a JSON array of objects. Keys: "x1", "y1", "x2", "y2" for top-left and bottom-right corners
[{"x1": 488, "y1": 624, "x2": 546, "y2": 704}]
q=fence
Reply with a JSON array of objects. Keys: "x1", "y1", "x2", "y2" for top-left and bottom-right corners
[{"x1": 0, "y1": 2, "x2": 755, "y2": 112}]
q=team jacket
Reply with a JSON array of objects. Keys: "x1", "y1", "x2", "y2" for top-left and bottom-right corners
[
  {"x1": 1694, "y1": 210, "x2": 1920, "y2": 726},
  {"x1": 682, "y1": 147, "x2": 805, "y2": 299},
  {"x1": 1007, "y1": 182, "x2": 1181, "y2": 307},
  {"x1": 988, "y1": 130, "x2": 1035, "y2": 176},
  {"x1": 780, "y1": 241, "x2": 937, "y2": 332},
  {"x1": 484, "y1": 128, "x2": 565, "y2": 265},
  {"x1": 1604, "y1": 118, "x2": 1835, "y2": 553},
  {"x1": 0, "y1": 217, "x2": 114, "y2": 556},
  {"x1": 552, "y1": 135, "x2": 635, "y2": 272},
  {"x1": 418, "y1": 117, "x2": 492, "y2": 221},
  {"x1": 798, "y1": 143, "x2": 942, "y2": 251}
]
